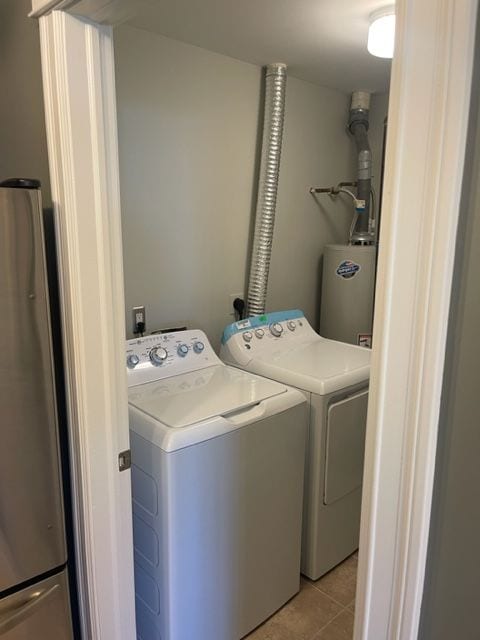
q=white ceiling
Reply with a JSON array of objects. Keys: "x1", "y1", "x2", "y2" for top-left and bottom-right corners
[{"x1": 125, "y1": 0, "x2": 392, "y2": 94}]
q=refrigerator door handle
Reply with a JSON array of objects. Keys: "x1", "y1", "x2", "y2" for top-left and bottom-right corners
[{"x1": 0, "y1": 583, "x2": 59, "y2": 635}]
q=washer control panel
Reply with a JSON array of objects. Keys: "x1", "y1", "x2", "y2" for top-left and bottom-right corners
[
  {"x1": 126, "y1": 329, "x2": 220, "y2": 387},
  {"x1": 220, "y1": 310, "x2": 318, "y2": 366}
]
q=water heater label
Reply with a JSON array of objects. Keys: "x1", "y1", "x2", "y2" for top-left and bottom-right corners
[
  {"x1": 358, "y1": 333, "x2": 372, "y2": 348},
  {"x1": 336, "y1": 260, "x2": 361, "y2": 279}
]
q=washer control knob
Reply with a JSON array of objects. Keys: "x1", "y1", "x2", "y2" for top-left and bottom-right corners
[
  {"x1": 177, "y1": 344, "x2": 189, "y2": 357},
  {"x1": 127, "y1": 354, "x2": 140, "y2": 369},
  {"x1": 193, "y1": 341, "x2": 205, "y2": 354},
  {"x1": 243, "y1": 331, "x2": 253, "y2": 342},
  {"x1": 287, "y1": 320, "x2": 296, "y2": 331},
  {"x1": 150, "y1": 346, "x2": 168, "y2": 366},
  {"x1": 269, "y1": 322, "x2": 283, "y2": 337},
  {"x1": 255, "y1": 329, "x2": 265, "y2": 339}
]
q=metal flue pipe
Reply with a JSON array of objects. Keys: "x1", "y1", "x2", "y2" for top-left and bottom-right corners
[
  {"x1": 246, "y1": 63, "x2": 287, "y2": 316},
  {"x1": 349, "y1": 91, "x2": 374, "y2": 244}
]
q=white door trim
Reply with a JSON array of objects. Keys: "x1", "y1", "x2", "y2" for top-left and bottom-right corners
[
  {"x1": 30, "y1": 0, "x2": 76, "y2": 17},
  {"x1": 34, "y1": 1, "x2": 477, "y2": 639},
  {"x1": 355, "y1": 1, "x2": 477, "y2": 639},
  {"x1": 39, "y1": 10, "x2": 136, "y2": 640}
]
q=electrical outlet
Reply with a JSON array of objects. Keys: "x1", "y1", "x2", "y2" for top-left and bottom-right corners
[
  {"x1": 229, "y1": 293, "x2": 244, "y2": 317},
  {"x1": 132, "y1": 306, "x2": 146, "y2": 334}
]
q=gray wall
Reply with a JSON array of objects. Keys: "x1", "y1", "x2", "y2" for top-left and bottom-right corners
[
  {"x1": 114, "y1": 25, "x2": 369, "y2": 349},
  {"x1": 0, "y1": 0, "x2": 51, "y2": 206},
  {"x1": 419, "y1": 20, "x2": 480, "y2": 639}
]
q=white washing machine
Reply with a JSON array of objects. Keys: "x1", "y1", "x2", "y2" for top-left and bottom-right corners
[
  {"x1": 220, "y1": 311, "x2": 371, "y2": 580},
  {"x1": 126, "y1": 329, "x2": 308, "y2": 640}
]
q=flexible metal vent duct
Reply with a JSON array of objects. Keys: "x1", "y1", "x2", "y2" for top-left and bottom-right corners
[{"x1": 246, "y1": 63, "x2": 287, "y2": 316}]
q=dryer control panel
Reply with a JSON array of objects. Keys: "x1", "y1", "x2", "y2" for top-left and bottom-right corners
[
  {"x1": 126, "y1": 329, "x2": 221, "y2": 387},
  {"x1": 221, "y1": 310, "x2": 318, "y2": 366}
]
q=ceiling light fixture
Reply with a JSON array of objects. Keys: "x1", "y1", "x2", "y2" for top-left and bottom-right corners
[{"x1": 368, "y1": 7, "x2": 395, "y2": 59}]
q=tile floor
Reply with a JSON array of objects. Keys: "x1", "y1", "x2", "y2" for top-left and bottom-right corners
[{"x1": 246, "y1": 552, "x2": 358, "y2": 640}]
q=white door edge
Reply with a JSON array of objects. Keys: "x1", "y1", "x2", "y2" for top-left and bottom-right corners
[
  {"x1": 38, "y1": 10, "x2": 136, "y2": 640},
  {"x1": 355, "y1": 1, "x2": 477, "y2": 639}
]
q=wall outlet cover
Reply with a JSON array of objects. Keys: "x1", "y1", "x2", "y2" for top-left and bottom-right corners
[
  {"x1": 132, "y1": 306, "x2": 146, "y2": 333},
  {"x1": 229, "y1": 293, "x2": 244, "y2": 316}
]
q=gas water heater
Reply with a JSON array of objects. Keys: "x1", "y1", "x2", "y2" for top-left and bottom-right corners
[
  {"x1": 316, "y1": 91, "x2": 379, "y2": 347},
  {"x1": 319, "y1": 244, "x2": 376, "y2": 347}
]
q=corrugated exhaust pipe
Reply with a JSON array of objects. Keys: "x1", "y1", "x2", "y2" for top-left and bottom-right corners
[
  {"x1": 349, "y1": 90, "x2": 375, "y2": 245},
  {"x1": 246, "y1": 63, "x2": 287, "y2": 316}
]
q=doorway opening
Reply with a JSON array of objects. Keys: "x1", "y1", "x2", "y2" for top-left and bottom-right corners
[{"x1": 113, "y1": 4, "x2": 390, "y2": 639}]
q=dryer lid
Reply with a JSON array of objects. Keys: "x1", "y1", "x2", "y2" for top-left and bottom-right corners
[
  {"x1": 251, "y1": 338, "x2": 370, "y2": 395},
  {"x1": 128, "y1": 364, "x2": 287, "y2": 428}
]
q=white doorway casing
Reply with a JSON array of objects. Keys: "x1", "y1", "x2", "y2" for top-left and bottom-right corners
[
  {"x1": 356, "y1": 1, "x2": 477, "y2": 639},
  {"x1": 35, "y1": 8, "x2": 136, "y2": 640},
  {"x1": 30, "y1": 1, "x2": 478, "y2": 639}
]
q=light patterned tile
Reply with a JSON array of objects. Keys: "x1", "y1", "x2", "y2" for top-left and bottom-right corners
[
  {"x1": 309, "y1": 552, "x2": 358, "y2": 606},
  {"x1": 246, "y1": 582, "x2": 342, "y2": 640},
  {"x1": 313, "y1": 609, "x2": 355, "y2": 640}
]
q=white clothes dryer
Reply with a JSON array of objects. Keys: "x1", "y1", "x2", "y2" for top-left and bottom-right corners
[
  {"x1": 220, "y1": 311, "x2": 371, "y2": 580},
  {"x1": 126, "y1": 329, "x2": 307, "y2": 640}
]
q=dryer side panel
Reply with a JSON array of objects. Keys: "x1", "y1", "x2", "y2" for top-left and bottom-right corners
[{"x1": 324, "y1": 390, "x2": 369, "y2": 505}]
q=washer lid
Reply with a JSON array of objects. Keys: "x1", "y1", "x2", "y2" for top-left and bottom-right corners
[
  {"x1": 128, "y1": 364, "x2": 287, "y2": 428},
  {"x1": 250, "y1": 338, "x2": 371, "y2": 395}
]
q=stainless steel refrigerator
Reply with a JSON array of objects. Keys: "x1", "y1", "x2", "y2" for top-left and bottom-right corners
[{"x1": 0, "y1": 180, "x2": 74, "y2": 638}]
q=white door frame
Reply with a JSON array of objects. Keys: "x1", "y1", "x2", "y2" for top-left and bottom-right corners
[
  {"x1": 34, "y1": 7, "x2": 136, "y2": 639},
  {"x1": 30, "y1": 1, "x2": 477, "y2": 639},
  {"x1": 355, "y1": 2, "x2": 477, "y2": 639}
]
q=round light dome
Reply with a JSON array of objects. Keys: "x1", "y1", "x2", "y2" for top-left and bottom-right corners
[{"x1": 368, "y1": 9, "x2": 395, "y2": 58}]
